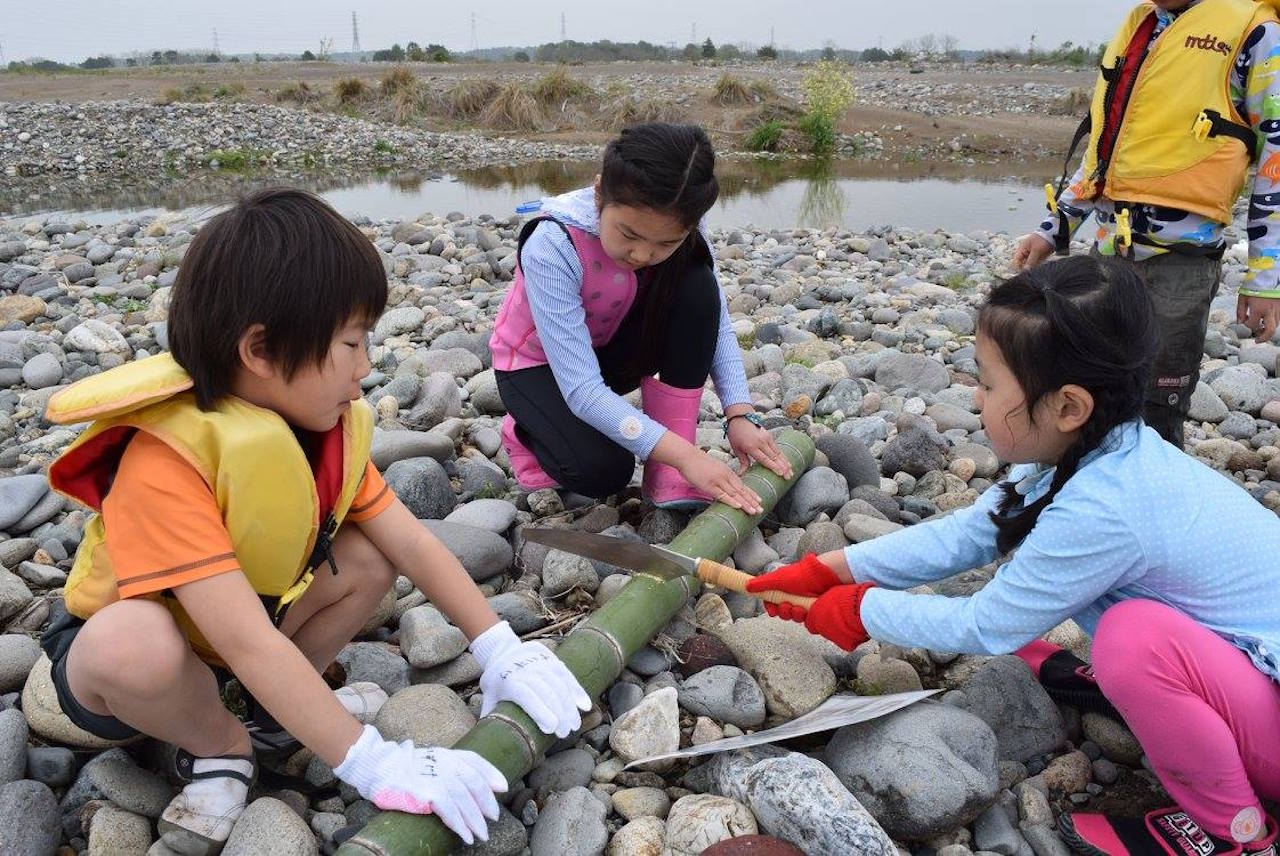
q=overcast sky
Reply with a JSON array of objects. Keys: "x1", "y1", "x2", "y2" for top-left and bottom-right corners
[{"x1": 1, "y1": 0, "x2": 1125, "y2": 63}]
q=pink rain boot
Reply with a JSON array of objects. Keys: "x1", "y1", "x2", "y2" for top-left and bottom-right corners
[
  {"x1": 501, "y1": 415, "x2": 558, "y2": 491},
  {"x1": 640, "y1": 377, "x2": 713, "y2": 509}
]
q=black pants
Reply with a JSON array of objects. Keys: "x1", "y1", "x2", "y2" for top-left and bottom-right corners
[
  {"x1": 1109, "y1": 252, "x2": 1222, "y2": 448},
  {"x1": 495, "y1": 263, "x2": 721, "y2": 498}
]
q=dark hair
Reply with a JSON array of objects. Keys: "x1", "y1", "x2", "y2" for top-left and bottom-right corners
[
  {"x1": 980, "y1": 255, "x2": 1159, "y2": 553},
  {"x1": 169, "y1": 187, "x2": 387, "y2": 410},
  {"x1": 597, "y1": 123, "x2": 719, "y2": 374}
]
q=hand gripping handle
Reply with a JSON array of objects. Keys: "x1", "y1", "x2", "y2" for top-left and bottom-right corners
[{"x1": 694, "y1": 558, "x2": 817, "y2": 609}]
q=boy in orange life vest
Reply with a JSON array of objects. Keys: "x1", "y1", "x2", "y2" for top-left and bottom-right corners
[
  {"x1": 1014, "y1": 0, "x2": 1280, "y2": 448},
  {"x1": 40, "y1": 188, "x2": 590, "y2": 852}
]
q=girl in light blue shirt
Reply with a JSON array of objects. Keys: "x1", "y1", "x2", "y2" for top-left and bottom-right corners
[{"x1": 750, "y1": 255, "x2": 1280, "y2": 856}]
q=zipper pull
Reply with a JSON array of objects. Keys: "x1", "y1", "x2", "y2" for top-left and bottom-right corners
[{"x1": 320, "y1": 514, "x2": 340, "y2": 576}]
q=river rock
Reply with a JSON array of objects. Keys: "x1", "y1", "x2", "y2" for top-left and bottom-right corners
[
  {"x1": 948, "y1": 656, "x2": 1065, "y2": 762},
  {"x1": 0, "y1": 474, "x2": 49, "y2": 530},
  {"x1": 369, "y1": 429, "x2": 454, "y2": 468},
  {"x1": 663, "y1": 793, "x2": 758, "y2": 856},
  {"x1": 678, "y1": 665, "x2": 767, "y2": 729},
  {"x1": 605, "y1": 816, "x2": 665, "y2": 856},
  {"x1": 385, "y1": 456, "x2": 456, "y2": 519},
  {"x1": 717, "y1": 617, "x2": 836, "y2": 718},
  {"x1": 814, "y1": 433, "x2": 880, "y2": 489},
  {"x1": 774, "y1": 467, "x2": 849, "y2": 526},
  {"x1": 0, "y1": 779, "x2": 60, "y2": 856},
  {"x1": 529, "y1": 786, "x2": 608, "y2": 856},
  {"x1": 89, "y1": 803, "x2": 153, "y2": 853},
  {"x1": 690, "y1": 749, "x2": 897, "y2": 856},
  {"x1": 222, "y1": 797, "x2": 319, "y2": 856},
  {"x1": 875, "y1": 352, "x2": 950, "y2": 394},
  {"x1": 609, "y1": 686, "x2": 680, "y2": 767},
  {"x1": 444, "y1": 498, "x2": 518, "y2": 533},
  {"x1": 825, "y1": 702, "x2": 1001, "y2": 839},
  {"x1": 0, "y1": 634, "x2": 40, "y2": 693},
  {"x1": 398, "y1": 604, "x2": 469, "y2": 669},
  {"x1": 23, "y1": 654, "x2": 132, "y2": 749},
  {"x1": 420, "y1": 520, "x2": 512, "y2": 580},
  {"x1": 373, "y1": 684, "x2": 475, "y2": 747}
]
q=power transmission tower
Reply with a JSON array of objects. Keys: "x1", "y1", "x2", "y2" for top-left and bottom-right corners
[
  {"x1": 769, "y1": 25, "x2": 774, "y2": 47},
  {"x1": 471, "y1": 12, "x2": 479, "y2": 51},
  {"x1": 560, "y1": 11, "x2": 566, "y2": 41},
  {"x1": 351, "y1": 11, "x2": 361, "y2": 57},
  {"x1": 212, "y1": 28, "x2": 220, "y2": 57},
  {"x1": 0, "y1": 43, "x2": 6, "y2": 66},
  {"x1": 691, "y1": 23, "x2": 697, "y2": 43}
]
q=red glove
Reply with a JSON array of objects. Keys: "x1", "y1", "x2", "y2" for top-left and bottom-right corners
[
  {"x1": 802, "y1": 583, "x2": 876, "y2": 651},
  {"x1": 745, "y1": 554, "x2": 842, "y2": 620}
]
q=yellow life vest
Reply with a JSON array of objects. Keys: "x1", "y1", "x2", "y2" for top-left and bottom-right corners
[
  {"x1": 45, "y1": 353, "x2": 374, "y2": 662},
  {"x1": 1073, "y1": 0, "x2": 1278, "y2": 224}
]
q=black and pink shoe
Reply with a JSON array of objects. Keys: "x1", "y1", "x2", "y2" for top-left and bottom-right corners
[
  {"x1": 1060, "y1": 807, "x2": 1278, "y2": 856},
  {"x1": 1016, "y1": 639, "x2": 1121, "y2": 721}
]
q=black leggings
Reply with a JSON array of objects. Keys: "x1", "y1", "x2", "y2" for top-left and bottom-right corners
[{"x1": 495, "y1": 263, "x2": 721, "y2": 498}]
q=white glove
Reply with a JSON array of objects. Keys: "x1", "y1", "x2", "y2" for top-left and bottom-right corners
[
  {"x1": 470, "y1": 621, "x2": 593, "y2": 739},
  {"x1": 334, "y1": 724, "x2": 506, "y2": 845}
]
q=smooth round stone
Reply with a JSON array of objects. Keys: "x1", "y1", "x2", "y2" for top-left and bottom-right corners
[
  {"x1": 608, "y1": 681, "x2": 645, "y2": 720},
  {"x1": 0, "y1": 634, "x2": 40, "y2": 693},
  {"x1": 22, "y1": 654, "x2": 134, "y2": 749},
  {"x1": 20, "y1": 352, "x2": 62, "y2": 389}
]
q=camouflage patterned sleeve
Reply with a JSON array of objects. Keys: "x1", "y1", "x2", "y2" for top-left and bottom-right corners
[{"x1": 1239, "y1": 21, "x2": 1280, "y2": 298}]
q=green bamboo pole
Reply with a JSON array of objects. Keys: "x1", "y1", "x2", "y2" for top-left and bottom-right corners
[{"x1": 338, "y1": 429, "x2": 815, "y2": 856}]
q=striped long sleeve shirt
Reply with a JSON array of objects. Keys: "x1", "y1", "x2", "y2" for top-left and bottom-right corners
[{"x1": 1035, "y1": 4, "x2": 1280, "y2": 298}]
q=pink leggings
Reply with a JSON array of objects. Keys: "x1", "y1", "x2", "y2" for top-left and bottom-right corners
[{"x1": 1093, "y1": 599, "x2": 1280, "y2": 839}]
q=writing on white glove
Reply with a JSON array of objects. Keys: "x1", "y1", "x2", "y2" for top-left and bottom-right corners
[
  {"x1": 334, "y1": 724, "x2": 506, "y2": 845},
  {"x1": 470, "y1": 620, "x2": 593, "y2": 739}
]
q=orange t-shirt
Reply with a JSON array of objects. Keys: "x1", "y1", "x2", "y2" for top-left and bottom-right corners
[{"x1": 101, "y1": 431, "x2": 394, "y2": 600}]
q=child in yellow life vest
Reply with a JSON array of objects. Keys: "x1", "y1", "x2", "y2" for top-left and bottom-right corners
[
  {"x1": 40, "y1": 188, "x2": 590, "y2": 852},
  {"x1": 1015, "y1": 0, "x2": 1280, "y2": 448}
]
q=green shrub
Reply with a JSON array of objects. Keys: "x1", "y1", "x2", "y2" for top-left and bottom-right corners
[
  {"x1": 745, "y1": 119, "x2": 786, "y2": 152},
  {"x1": 798, "y1": 113, "x2": 836, "y2": 155}
]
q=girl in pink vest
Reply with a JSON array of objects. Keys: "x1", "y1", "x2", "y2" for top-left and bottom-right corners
[{"x1": 489, "y1": 123, "x2": 791, "y2": 509}]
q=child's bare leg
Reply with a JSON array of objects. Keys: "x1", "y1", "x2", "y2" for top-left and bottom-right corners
[
  {"x1": 64, "y1": 598, "x2": 249, "y2": 758},
  {"x1": 277, "y1": 525, "x2": 396, "y2": 672}
]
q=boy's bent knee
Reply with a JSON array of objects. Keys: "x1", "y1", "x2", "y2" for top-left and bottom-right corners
[
  {"x1": 332, "y1": 525, "x2": 396, "y2": 589},
  {"x1": 76, "y1": 600, "x2": 190, "y2": 686}
]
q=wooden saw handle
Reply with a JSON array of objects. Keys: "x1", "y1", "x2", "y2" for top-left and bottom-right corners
[{"x1": 694, "y1": 557, "x2": 817, "y2": 610}]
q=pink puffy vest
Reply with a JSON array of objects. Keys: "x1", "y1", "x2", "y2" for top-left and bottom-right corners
[{"x1": 489, "y1": 219, "x2": 639, "y2": 372}]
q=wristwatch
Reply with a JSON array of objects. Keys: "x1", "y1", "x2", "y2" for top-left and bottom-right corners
[{"x1": 723, "y1": 411, "x2": 764, "y2": 438}]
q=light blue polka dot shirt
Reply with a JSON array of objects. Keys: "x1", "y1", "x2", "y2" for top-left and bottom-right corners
[{"x1": 849, "y1": 421, "x2": 1280, "y2": 680}]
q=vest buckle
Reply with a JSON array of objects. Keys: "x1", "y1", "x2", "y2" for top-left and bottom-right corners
[
  {"x1": 1115, "y1": 207, "x2": 1134, "y2": 253},
  {"x1": 1044, "y1": 183, "x2": 1059, "y2": 215},
  {"x1": 1192, "y1": 110, "x2": 1213, "y2": 143}
]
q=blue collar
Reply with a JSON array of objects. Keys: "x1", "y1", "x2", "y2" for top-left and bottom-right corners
[{"x1": 1014, "y1": 421, "x2": 1142, "y2": 502}]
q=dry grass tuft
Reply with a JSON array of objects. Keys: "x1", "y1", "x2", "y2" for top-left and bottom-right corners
[
  {"x1": 532, "y1": 67, "x2": 593, "y2": 105},
  {"x1": 379, "y1": 66, "x2": 416, "y2": 97},
  {"x1": 601, "y1": 97, "x2": 685, "y2": 130},
  {"x1": 713, "y1": 73, "x2": 752, "y2": 105},
  {"x1": 333, "y1": 77, "x2": 368, "y2": 104},
  {"x1": 445, "y1": 79, "x2": 500, "y2": 118},
  {"x1": 479, "y1": 82, "x2": 542, "y2": 130}
]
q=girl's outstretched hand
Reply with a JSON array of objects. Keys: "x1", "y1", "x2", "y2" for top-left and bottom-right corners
[
  {"x1": 727, "y1": 417, "x2": 794, "y2": 480},
  {"x1": 679, "y1": 449, "x2": 764, "y2": 515}
]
